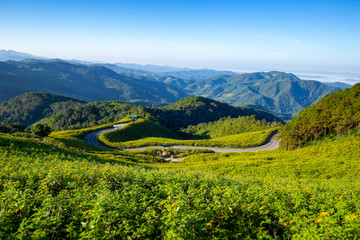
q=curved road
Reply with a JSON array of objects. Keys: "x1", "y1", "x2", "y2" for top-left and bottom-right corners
[
  {"x1": 84, "y1": 124, "x2": 127, "y2": 150},
  {"x1": 84, "y1": 124, "x2": 280, "y2": 153},
  {"x1": 123, "y1": 135, "x2": 280, "y2": 152}
]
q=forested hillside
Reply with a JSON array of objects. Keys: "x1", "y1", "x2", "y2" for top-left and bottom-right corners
[
  {"x1": 0, "y1": 93, "x2": 279, "y2": 132},
  {"x1": 0, "y1": 92, "x2": 84, "y2": 126},
  {"x1": 281, "y1": 83, "x2": 360, "y2": 149},
  {"x1": 41, "y1": 101, "x2": 142, "y2": 130},
  {"x1": 148, "y1": 96, "x2": 279, "y2": 130}
]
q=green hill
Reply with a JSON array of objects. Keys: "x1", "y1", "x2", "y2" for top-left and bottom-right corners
[
  {"x1": 147, "y1": 96, "x2": 280, "y2": 130},
  {"x1": 181, "y1": 115, "x2": 281, "y2": 139},
  {"x1": 0, "y1": 93, "x2": 279, "y2": 131},
  {"x1": 0, "y1": 92, "x2": 83, "y2": 126},
  {"x1": 100, "y1": 119, "x2": 179, "y2": 143},
  {"x1": 281, "y1": 83, "x2": 360, "y2": 149},
  {"x1": 41, "y1": 100, "x2": 142, "y2": 131}
]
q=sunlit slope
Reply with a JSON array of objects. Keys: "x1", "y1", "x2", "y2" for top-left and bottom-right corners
[
  {"x1": 281, "y1": 82, "x2": 360, "y2": 149},
  {"x1": 1, "y1": 133, "x2": 360, "y2": 238},
  {"x1": 98, "y1": 119, "x2": 277, "y2": 148}
]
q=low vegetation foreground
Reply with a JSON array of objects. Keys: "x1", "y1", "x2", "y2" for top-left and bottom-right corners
[{"x1": 0, "y1": 83, "x2": 360, "y2": 239}]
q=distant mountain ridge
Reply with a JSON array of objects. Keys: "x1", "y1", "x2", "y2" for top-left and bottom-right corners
[
  {"x1": 0, "y1": 59, "x2": 188, "y2": 103},
  {"x1": 0, "y1": 49, "x2": 44, "y2": 61},
  {"x1": 159, "y1": 71, "x2": 340, "y2": 119},
  {"x1": 0, "y1": 50, "x2": 343, "y2": 119},
  {"x1": 323, "y1": 82, "x2": 352, "y2": 90}
]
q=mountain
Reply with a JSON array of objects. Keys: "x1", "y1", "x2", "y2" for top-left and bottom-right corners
[
  {"x1": 0, "y1": 59, "x2": 188, "y2": 103},
  {"x1": 147, "y1": 96, "x2": 280, "y2": 130},
  {"x1": 323, "y1": 82, "x2": 352, "y2": 90},
  {"x1": 0, "y1": 49, "x2": 43, "y2": 61},
  {"x1": 96, "y1": 63, "x2": 152, "y2": 76},
  {"x1": 0, "y1": 92, "x2": 84, "y2": 126},
  {"x1": 160, "y1": 69, "x2": 237, "y2": 81},
  {"x1": 181, "y1": 71, "x2": 340, "y2": 119},
  {"x1": 0, "y1": 92, "x2": 279, "y2": 131},
  {"x1": 281, "y1": 83, "x2": 360, "y2": 149},
  {"x1": 114, "y1": 63, "x2": 190, "y2": 73}
]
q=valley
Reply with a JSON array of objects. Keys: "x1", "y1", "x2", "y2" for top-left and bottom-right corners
[
  {"x1": 0, "y1": 54, "x2": 347, "y2": 120},
  {"x1": 2, "y1": 0, "x2": 359, "y2": 238},
  {"x1": 0, "y1": 53, "x2": 359, "y2": 239}
]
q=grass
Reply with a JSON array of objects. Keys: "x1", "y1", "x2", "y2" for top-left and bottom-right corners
[
  {"x1": 99, "y1": 119, "x2": 277, "y2": 149},
  {"x1": 48, "y1": 116, "x2": 134, "y2": 151},
  {"x1": 1, "y1": 133, "x2": 360, "y2": 238},
  {"x1": 2, "y1": 117, "x2": 360, "y2": 238}
]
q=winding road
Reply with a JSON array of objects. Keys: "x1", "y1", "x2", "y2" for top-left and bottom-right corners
[
  {"x1": 83, "y1": 124, "x2": 127, "y2": 150},
  {"x1": 84, "y1": 124, "x2": 280, "y2": 153}
]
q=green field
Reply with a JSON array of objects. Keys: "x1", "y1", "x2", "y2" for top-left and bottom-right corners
[{"x1": 1, "y1": 131, "x2": 360, "y2": 238}]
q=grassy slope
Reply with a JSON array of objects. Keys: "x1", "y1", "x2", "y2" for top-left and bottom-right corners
[
  {"x1": 181, "y1": 115, "x2": 277, "y2": 139},
  {"x1": 1, "y1": 133, "x2": 360, "y2": 238},
  {"x1": 98, "y1": 119, "x2": 277, "y2": 148}
]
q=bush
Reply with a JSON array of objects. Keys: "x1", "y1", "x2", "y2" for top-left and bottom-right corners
[{"x1": 31, "y1": 123, "x2": 51, "y2": 138}]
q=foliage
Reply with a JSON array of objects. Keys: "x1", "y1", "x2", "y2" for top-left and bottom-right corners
[
  {"x1": 99, "y1": 119, "x2": 178, "y2": 143},
  {"x1": 148, "y1": 96, "x2": 279, "y2": 130},
  {"x1": 99, "y1": 121, "x2": 276, "y2": 148},
  {"x1": 0, "y1": 122, "x2": 26, "y2": 134},
  {"x1": 31, "y1": 124, "x2": 51, "y2": 138},
  {"x1": 0, "y1": 92, "x2": 83, "y2": 126},
  {"x1": 42, "y1": 101, "x2": 142, "y2": 131},
  {"x1": 181, "y1": 115, "x2": 281, "y2": 138},
  {"x1": 281, "y1": 83, "x2": 360, "y2": 149},
  {"x1": 157, "y1": 137, "x2": 360, "y2": 238},
  {"x1": 1, "y1": 133, "x2": 360, "y2": 238}
]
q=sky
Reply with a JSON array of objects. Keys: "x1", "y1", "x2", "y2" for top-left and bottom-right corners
[{"x1": 1, "y1": 0, "x2": 360, "y2": 74}]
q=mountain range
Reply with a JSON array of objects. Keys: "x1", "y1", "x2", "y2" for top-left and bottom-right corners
[
  {"x1": 166, "y1": 71, "x2": 340, "y2": 118},
  {"x1": 0, "y1": 59, "x2": 187, "y2": 103},
  {"x1": 0, "y1": 50, "x2": 344, "y2": 119}
]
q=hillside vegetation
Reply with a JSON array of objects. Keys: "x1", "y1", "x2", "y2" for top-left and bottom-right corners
[
  {"x1": 148, "y1": 96, "x2": 279, "y2": 130},
  {"x1": 98, "y1": 119, "x2": 276, "y2": 149},
  {"x1": 281, "y1": 82, "x2": 360, "y2": 149},
  {"x1": 181, "y1": 115, "x2": 281, "y2": 139},
  {"x1": 0, "y1": 92, "x2": 83, "y2": 126},
  {"x1": 42, "y1": 101, "x2": 142, "y2": 131},
  {"x1": 1, "y1": 129, "x2": 360, "y2": 238},
  {"x1": 0, "y1": 93, "x2": 279, "y2": 132},
  {"x1": 98, "y1": 119, "x2": 179, "y2": 143}
]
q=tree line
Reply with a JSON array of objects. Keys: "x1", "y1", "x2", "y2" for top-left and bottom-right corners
[{"x1": 281, "y1": 83, "x2": 360, "y2": 149}]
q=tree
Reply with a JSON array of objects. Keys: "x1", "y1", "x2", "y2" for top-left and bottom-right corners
[
  {"x1": 31, "y1": 124, "x2": 51, "y2": 138},
  {"x1": 145, "y1": 113, "x2": 152, "y2": 121}
]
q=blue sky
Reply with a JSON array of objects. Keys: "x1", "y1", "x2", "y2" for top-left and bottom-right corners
[{"x1": 1, "y1": 0, "x2": 359, "y2": 73}]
